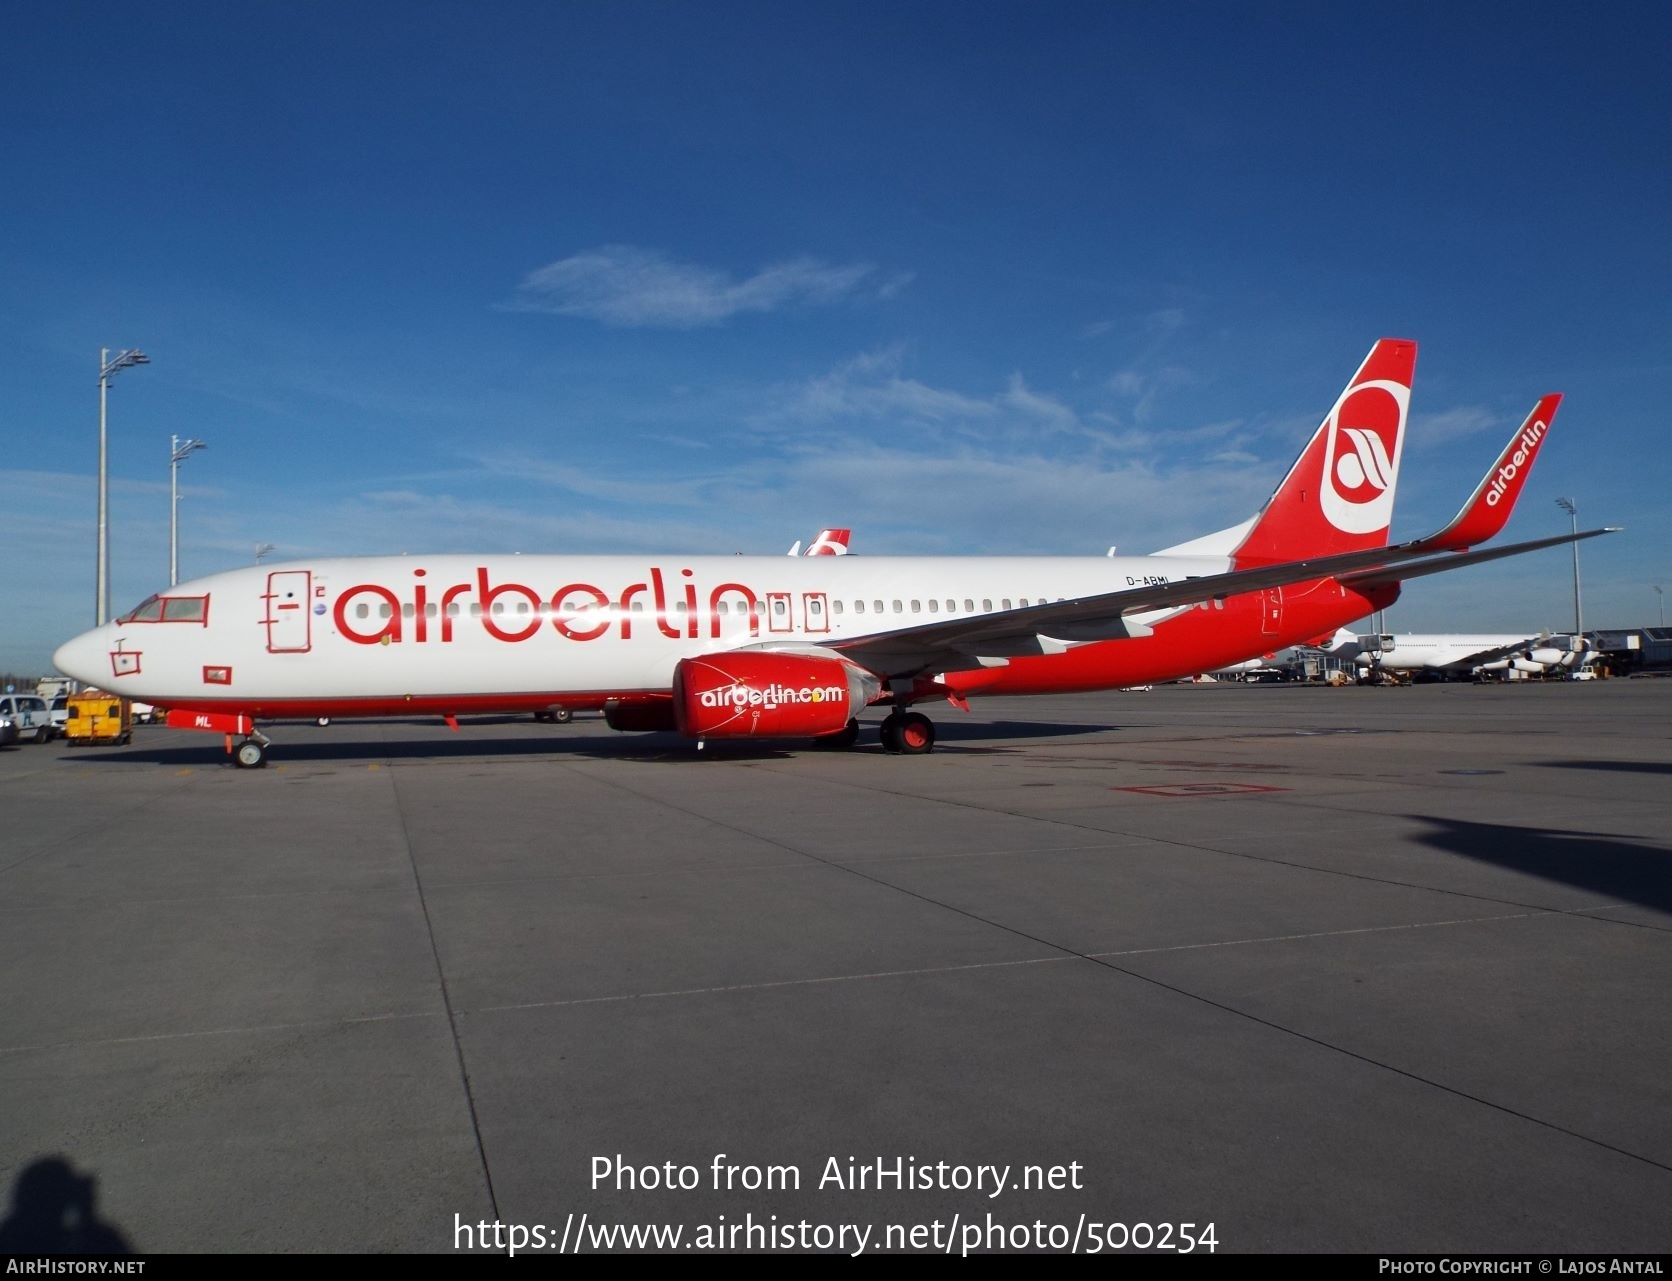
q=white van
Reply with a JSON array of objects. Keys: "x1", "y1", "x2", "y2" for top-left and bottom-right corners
[{"x1": 0, "y1": 694, "x2": 55, "y2": 743}]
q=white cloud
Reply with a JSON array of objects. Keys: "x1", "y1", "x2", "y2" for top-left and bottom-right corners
[
  {"x1": 1410, "y1": 405, "x2": 1499, "y2": 449},
  {"x1": 507, "y1": 245, "x2": 892, "y2": 328},
  {"x1": 1000, "y1": 373, "x2": 1080, "y2": 434},
  {"x1": 775, "y1": 348, "x2": 996, "y2": 429}
]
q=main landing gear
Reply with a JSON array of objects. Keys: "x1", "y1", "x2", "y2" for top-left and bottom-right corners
[
  {"x1": 810, "y1": 710, "x2": 936, "y2": 754},
  {"x1": 879, "y1": 710, "x2": 936, "y2": 755}
]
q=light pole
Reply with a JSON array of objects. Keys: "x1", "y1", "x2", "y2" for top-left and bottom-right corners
[
  {"x1": 169, "y1": 435, "x2": 207, "y2": 586},
  {"x1": 97, "y1": 347, "x2": 150, "y2": 625},
  {"x1": 1655, "y1": 585, "x2": 1665, "y2": 628},
  {"x1": 1555, "y1": 497, "x2": 1582, "y2": 636}
]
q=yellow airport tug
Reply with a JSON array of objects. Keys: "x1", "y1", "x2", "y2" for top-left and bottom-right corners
[{"x1": 62, "y1": 690, "x2": 134, "y2": 746}]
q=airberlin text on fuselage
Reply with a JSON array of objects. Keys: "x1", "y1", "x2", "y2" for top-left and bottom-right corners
[
  {"x1": 332, "y1": 566, "x2": 768, "y2": 646},
  {"x1": 1484, "y1": 419, "x2": 1547, "y2": 507}
]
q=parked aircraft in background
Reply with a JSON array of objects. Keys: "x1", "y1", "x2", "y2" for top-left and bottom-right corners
[
  {"x1": 1344, "y1": 631, "x2": 1595, "y2": 680},
  {"x1": 787, "y1": 529, "x2": 852, "y2": 557},
  {"x1": 53, "y1": 340, "x2": 1614, "y2": 766}
]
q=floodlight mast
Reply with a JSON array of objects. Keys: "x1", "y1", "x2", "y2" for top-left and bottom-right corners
[
  {"x1": 97, "y1": 347, "x2": 150, "y2": 625},
  {"x1": 170, "y1": 434, "x2": 207, "y2": 586},
  {"x1": 1555, "y1": 497, "x2": 1582, "y2": 636}
]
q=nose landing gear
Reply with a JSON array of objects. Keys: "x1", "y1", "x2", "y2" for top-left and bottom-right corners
[{"x1": 231, "y1": 729, "x2": 271, "y2": 769}]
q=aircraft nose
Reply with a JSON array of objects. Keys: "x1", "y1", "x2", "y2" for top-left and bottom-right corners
[{"x1": 53, "y1": 626, "x2": 109, "y2": 686}]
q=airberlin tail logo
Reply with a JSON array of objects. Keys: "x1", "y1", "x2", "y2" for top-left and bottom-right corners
[
  {"x1": 1335, "y1": 427, "x2": 1394, "y2": 493},
  {"x1": 1320, "y1": 379, "x2": 1409, "y2": 535}
]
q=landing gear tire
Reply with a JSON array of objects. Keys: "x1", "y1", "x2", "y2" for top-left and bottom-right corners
[
  {"x1": 880, "y1": 712, "x2": 936, "y2": 755},
  {"x1": 234, "y1": 738, "x2": 268, "y2": 769},
  {"x1": 551, "y1": 708, "x2": 573, "y2": 724},
  {"x1": 814, "y1": 718, "x2": 861, "y2": 750},
  {"x1": 879, "y1": 715, "x2": 901, "y2": 753},
  {"x1": 896, "y1": 711, "x2": 935, "y2": 754}
]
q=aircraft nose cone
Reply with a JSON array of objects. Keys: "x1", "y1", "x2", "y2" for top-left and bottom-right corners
[{"x1": 53, "y1": 627, "x2": 108, "y2": 686}]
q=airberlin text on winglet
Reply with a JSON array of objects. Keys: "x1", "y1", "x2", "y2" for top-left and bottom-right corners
[{"x1": 1484, "y1": 417, "x2": 1548, "y2": 507}]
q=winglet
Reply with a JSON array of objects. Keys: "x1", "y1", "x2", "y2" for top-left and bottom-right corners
[{"x1": 1417, "y1": 394, "x2": 1561, "y2": 551}]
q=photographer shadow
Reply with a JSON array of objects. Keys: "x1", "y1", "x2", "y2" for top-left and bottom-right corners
[{"x1": 0, "y1": 1157, "x2": 131, "y2": 1255}]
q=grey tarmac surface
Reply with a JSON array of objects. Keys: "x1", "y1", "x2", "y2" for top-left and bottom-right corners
[{"x1": 2, "y1": 680, "x2": 1669, "y2": 1254}]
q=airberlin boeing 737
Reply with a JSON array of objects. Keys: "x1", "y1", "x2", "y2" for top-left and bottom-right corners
[{"x1": 53, "y1": 340, "x2": 1614, "y2": 766}]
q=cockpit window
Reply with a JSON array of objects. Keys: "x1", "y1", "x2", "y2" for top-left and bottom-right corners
[
  {"x1": 163, "y1": 597, "x2": 207, "y2": 622},
  {"x1": 123, "y1": 596, "x2": 165, "y2": 622},
  {"x1": 120, "y1": 594, "x2": 209, "y2": 624}
]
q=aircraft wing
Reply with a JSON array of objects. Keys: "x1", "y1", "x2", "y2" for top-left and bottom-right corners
[
  {"x1": 1342, "y1": 527, "x2": 1617, "y2": 590},
  {"x1": 1427, "y1": 640, "x2": 1542, "y2": 670},
  {"x1": 802, "y1": 527, "x2": 1617, "y2": 680}
]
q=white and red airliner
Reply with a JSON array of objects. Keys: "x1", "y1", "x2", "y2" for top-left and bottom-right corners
[{"x1": 53, "y1": 340, "x2": 1613, "y2": 766}]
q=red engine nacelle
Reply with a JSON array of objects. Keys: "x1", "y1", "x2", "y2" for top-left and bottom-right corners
[{"x1": 673, "y1": 652, "x2": 879, "y2": 740}]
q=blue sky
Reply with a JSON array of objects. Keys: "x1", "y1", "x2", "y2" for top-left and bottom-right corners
[{"x1": 4, "y1": 2, "x2": 1670, "y2": 672}]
